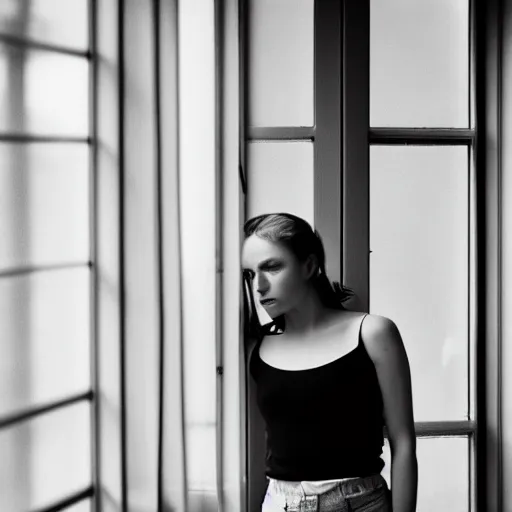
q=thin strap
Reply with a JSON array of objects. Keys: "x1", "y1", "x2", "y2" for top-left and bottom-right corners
[{"x1": 358, "y1": 313, "x2": 369, "y2": 346}]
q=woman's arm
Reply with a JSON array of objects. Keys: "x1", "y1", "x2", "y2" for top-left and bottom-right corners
[{"x1": 361, "y1": 314, "x2": 418, "y2": 512}]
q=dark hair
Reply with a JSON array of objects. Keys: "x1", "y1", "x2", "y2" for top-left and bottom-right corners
[{"x1": 243, "y1": 212, "x2": 355, "y2": 337}]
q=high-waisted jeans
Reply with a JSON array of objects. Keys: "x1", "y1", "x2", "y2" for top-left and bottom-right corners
[{"x1": 261, "y1": 474, "x2": 391, "y2": 512}]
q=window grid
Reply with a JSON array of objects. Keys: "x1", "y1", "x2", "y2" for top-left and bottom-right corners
[
  {"x1": 369, "y1": 142, "x2": 476, "y2": 498},
  {"x1": 0, "y1": 1, "x2": 95, "y2": 510},
  {"x1": 0, "y1": 32, "x2": 89, "y2": 59},
  {"x1": 369, "y1": 0, "x2": 477, "y2": 507}
]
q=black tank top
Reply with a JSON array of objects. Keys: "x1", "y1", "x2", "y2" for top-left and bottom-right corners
[{"x1": 249, "y1": 313, "x2": 385, "y2": 481}]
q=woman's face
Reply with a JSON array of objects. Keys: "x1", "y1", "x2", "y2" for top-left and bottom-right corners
[{"x1": 242, "y1": 234, "x2": 313, "y2": 318}]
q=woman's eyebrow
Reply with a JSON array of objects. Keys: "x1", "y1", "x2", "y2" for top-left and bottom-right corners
[
  {"x1": 257, "y1": 258, "x2": 281, "y2": 268},
  {"x1": 242, "y1": 257, "x2": 281, "y2": 271}
]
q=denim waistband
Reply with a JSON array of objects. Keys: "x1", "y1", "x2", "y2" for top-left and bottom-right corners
[
  {"x1": 269, "y1": 474, "x2": 385, "y2": 498},
  {"x1": 265, "y1": 474, "x2": 387, "y2": 512}
]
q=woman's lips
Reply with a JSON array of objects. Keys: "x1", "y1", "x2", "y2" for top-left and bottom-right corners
[{"x1": 260, "y1": 299, "x2": 276, "y2": 306}]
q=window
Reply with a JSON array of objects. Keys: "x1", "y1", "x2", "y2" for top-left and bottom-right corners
[
  {"x1": 0, "y1": 1, "x2": 94, "y2": 510},
  {"x1": 244, "y1": 0, "x2": 480, "y2": 510},
  {"x1": 368, "y1": 0, "x2": 476, "y2": 509}
]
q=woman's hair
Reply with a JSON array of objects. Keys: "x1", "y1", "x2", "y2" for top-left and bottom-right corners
[{"x1": 243, "y1": 212, "x2": 355, "y2": 337}]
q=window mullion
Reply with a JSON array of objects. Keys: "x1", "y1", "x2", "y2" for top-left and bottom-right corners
[
  {"x1": 0, "y1": 391, "x2": 93, "y2": 430},
  {"x1": 30, "y1": 487, "x2": 93, "y2": 512},
  {"x1": 369, "y1": 128, "x2": 475, "y2": 145},
  {"x1": 247, "y1": 126, "x2": 315, "y2": 141},
  {"x1": 0, "y1": 33, "x2": 89, "y2": 58}
]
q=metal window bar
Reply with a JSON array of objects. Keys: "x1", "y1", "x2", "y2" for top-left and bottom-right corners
[
  {"x1": 343, "y1": 0, "x2": 370, "y2": 313},
  {"x1": 0, "y1": 391, "x2": 93, "y2": 430},
  {"x1": 415, "y1": 421, "x2": 476, "y2": 437},
  {"x1": 247, "y1": 126, "x2": 315, "y2": 141},
  {"x1": 468, "y1": 0, "x2": 478, "y2": 508},
  {"x1": 0, "y1": 262, "x2": 92, "y2": 279},
  {"x1": 0, "y1": 33, "x2": 90, "y2": 59},
  {"x1": 0, "y1": 134, "x2": 90, "y2": 143},
  {"x1": 31, "y1": 487, "x2": 94, "y2": 512},
  {"x1": 369, "y1": 128, "x2": 475, "y2": 145},
  {"x1": 382, "y1": 421, "x2": 477, "y2": 440}
]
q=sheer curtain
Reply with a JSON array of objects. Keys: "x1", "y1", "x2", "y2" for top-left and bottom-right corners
[{"x1": 96, "y1": 0, "x2": 242, "y2": 511}]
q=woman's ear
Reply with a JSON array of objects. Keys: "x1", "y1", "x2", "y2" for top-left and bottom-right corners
[{"x1": 303, "y1": 254, "x2": 320, "y2": 281}]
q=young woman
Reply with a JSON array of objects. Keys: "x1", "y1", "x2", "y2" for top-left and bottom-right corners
[{"x1": 242, "y1": 213, "x2": 417, "y2": 512}]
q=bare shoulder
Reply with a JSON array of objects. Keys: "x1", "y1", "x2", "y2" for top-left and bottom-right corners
[{"x1": 360, "y1": 313, "x2": 405, "y2": 364}]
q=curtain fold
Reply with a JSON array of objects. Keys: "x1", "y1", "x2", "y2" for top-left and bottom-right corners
[{"x1": 96, "y1": 1, "x2": 242, "y2": 511}]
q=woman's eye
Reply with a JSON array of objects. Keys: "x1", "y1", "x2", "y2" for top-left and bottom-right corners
[
  {"x1": 243, "y1": 270, "x2": 254, "y2": 280},
  {"x1": 267, "y1": 265, "x2": 281, "y2": 273}
]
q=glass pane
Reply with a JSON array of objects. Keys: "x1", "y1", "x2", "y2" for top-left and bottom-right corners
[
  {"x1": 370, "y1": 146, "x2": 469, "y2": 421},
  {"x1": 0, "y1": 402, "x2": 91, "y2": 511},
  {"x1": 0, "y1": 0, "x2": 88, "y2": 51},
  {"x1": 0, "y1": 268, "x2": 90, "y2": 416},
  {"x1": 0, "y1": 143, "x2": 89, "y2": 270},
  {"x1": 370, "y1": 0, "x2": 469, "y2": 127},
  {"x1": 247, "y1": 142, "x2": 314, "y2": 225},
  {"x1": 0, "y1": 43, "x2": 89, "y2": 136},
  {"x1": 381, "y1": 437, "x2": 469, "y2": 511},
  {"x1": 248, "y1": 0, "x2": 314, "y2": 127}
]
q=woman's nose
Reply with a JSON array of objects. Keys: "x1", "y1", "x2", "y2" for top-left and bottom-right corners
[{"x1": 255, "y1": 273, "x2": 269, "y2": 295}]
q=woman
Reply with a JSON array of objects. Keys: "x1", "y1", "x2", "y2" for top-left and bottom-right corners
[{"x1": 242, "y1": 213, "x2": 417, "y2": 512}]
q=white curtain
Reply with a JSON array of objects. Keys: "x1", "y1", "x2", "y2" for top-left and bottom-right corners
[{"x1": 96, "y1": 0, "x2": 243, "y2": 511}]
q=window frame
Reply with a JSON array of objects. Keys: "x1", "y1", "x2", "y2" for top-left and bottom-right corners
[
  {"x1": 242, "y1": 1, "x2": 343, "y2": 510},
  {"x1": 344, "y1": 0, "x2": 502, "y2": 510},
  {"x1": 0, "y1": 1, "x2": 96, "y2": 510},
  {"x1": 242, "y1": 0, "x2": 502, "y2": 510}
]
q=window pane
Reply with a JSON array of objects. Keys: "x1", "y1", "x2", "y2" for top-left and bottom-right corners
[
  {"x1": 370, "y1": 146, "x2": 469, "y2": 421},
  {"x1": 0, "y1": 402, "x2": 91, "y2": 511},
  {"x1": 0, "y1": 0, "x2": 88, "y2": 50},
  {"x1": 370, "y1": 0, "x2": 469, "y2": 127},
  {"x1": 0, "y1": 43, "x2": 89, "y2": 135},
  {"x1": 0, "y1": 143, "x2": 89, "y2": 270},
  {"x1": 248, "y1": 0, "x2": 314, "y2": 127},
  {"x1": 247, "y1": 142, "x2": 314, "y2": 225},
  {"x1": 381, "y1": 437, "x2": 469, "y2": 511},
  {"x1": 0, "y1": 268, "x2": 90, "y2": 416}
]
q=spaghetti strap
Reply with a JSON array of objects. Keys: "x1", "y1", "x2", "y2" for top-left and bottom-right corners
[{"x1": 358, "y1": 313, "x2": 369, "y2": 346}]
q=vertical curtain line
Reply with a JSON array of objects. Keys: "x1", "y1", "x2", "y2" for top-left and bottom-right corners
[
  {"x1": 152, "y1": 0, "x2": 166, "y2": 510},
  {"x1": 117, "y1": 0, "x2": 128, "y2": 510},
  {"x1": 96, "y1": 1, "x2": 232, "y2": 509},
  {"x1": 89, "y1": 0, "x2": 101, "y2": 504},
  {"x1": 157, "y1": 0, "x2": 187, "y2": 509},
  {"x1": 215, "y1": 0, "x2": 225, "y2": 509}
]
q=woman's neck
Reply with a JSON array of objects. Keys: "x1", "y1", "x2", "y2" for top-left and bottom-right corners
[{"x1": 283, "y1": 293, "x2": 334, "y2": 337}]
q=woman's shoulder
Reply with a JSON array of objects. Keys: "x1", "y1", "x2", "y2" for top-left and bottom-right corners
[
  {"x1": 361, "y1": 312, "x2": 398, "y2": 332},
  {"x1": 359, "y1": 313, "x2": 404, "y2": 364}
]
